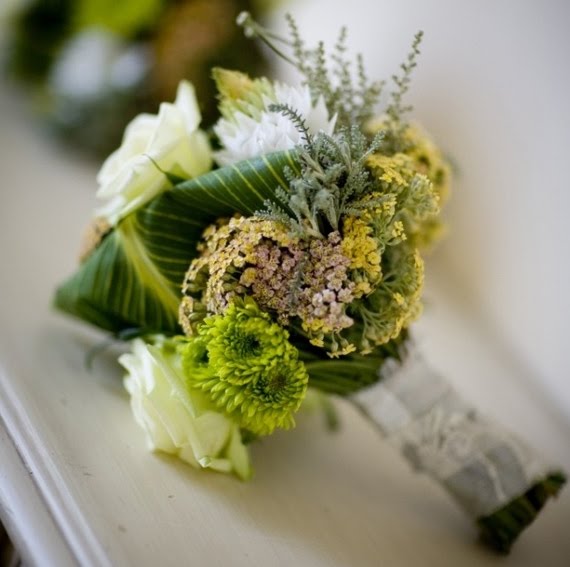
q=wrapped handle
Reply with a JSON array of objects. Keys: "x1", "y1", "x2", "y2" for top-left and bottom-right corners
[{"x1": 351, "y1": 345, "x2": 566, "y2": 552}]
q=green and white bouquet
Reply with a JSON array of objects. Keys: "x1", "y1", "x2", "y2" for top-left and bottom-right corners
[{"x1": 55, "y1": 13, "x2": 565, "y2": 553}]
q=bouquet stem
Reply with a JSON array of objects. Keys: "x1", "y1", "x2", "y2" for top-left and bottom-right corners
[
  {"x1": 476, "y1": 472, "x2": 565, "y2": 553},
  {"x1": 350, "y1": 345, "x2": 566, "y2": 553}
]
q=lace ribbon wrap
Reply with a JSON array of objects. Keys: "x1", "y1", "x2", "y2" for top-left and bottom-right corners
[{"x1": 350, "y1": 345, "x2": 564, "y2": 541}]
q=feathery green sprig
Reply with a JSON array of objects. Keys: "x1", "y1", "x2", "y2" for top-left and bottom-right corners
[
  {"x1": 386, "y1": 31, "x2": 424, "y2": 128},
  {"x1": 237, "y1": 11, "x2": 383, "y2": 130}
]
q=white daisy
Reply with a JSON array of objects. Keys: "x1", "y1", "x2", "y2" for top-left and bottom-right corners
[{"x1": 214, "y1": 82, "x2": 336, "y2": 166}]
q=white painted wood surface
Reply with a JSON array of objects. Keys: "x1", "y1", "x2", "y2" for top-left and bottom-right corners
[
  {"x1": 0, "y1": 417, "x2": 75, "y2": 566},
  {"x1": 0, "y1": 87, "x2": 569, "y2": 566}
]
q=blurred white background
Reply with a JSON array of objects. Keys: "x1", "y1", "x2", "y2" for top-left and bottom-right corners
[{"x1": 269, "y1": 0, "x2": 570, "y2": 419}]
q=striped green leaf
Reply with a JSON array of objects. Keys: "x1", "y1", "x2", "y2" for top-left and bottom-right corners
[{"x1": 54, "y1": 150, "x2": 300, "y2": 334}]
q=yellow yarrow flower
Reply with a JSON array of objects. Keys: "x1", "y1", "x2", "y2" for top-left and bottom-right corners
[
  {"x1": 365, "y1": 118, "x2": 451, "y2": 251},
  {"x1": 402, "y1": 123, "x2": 452, "y2": 207},
  {"x1": 341, "y1": 215, "x2": 382, "y2": 297},
  {"x1": 367, "y1": 153, "x2": 416, "y2": 189},
  {"x1": 351, "y1": 246, "x2": 424, "y2": 353},
  {"x1": 391, "y1": 221, "x2": 406, "y2": 241}
]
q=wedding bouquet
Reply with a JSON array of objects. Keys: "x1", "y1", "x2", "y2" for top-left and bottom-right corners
[{"x1": 55, "y1": 13, "x2": 565, "y2": 553}]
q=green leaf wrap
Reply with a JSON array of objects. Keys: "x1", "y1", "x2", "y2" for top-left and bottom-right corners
[{"x1": 54, "y1": 150, "x2": 300, "y2": 334}]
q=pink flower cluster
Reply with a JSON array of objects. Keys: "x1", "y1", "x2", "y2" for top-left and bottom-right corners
[{"x1": 240, "y1": 231, "x2": 355, "y2": 336}]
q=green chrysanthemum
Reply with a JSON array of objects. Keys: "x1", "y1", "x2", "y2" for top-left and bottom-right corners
[
  {"x1": 177, "y1": 335, "x2": 216, "y2": 384},
  {"x1": 181, "y1": 298, "x2": 309, "y2": 436},
  {"x1": 199, "y1": 297, "x2": 298, "y2": 385},
  {"x1": 197, "y1": 355, "x2": 308, "y2": 435}
]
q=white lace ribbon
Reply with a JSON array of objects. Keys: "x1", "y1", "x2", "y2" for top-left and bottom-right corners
[{"x1": 351, "y1": 346, "x2": 550, "y2": 518}]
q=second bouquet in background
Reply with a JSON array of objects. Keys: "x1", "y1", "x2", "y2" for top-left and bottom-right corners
[
  {"x1": 2, "y1": 0, "x2": 271, "y2": 156},
  {"x1": 55, "y1": 12, "x2": 564, "y2": 554}
]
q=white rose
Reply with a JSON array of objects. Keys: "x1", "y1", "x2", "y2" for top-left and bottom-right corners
[
  {"x1": 120, "y1": 338, "x2": 251, "y2": 480},
  {"x1": 96, "y1": 80, "x2": 212, "y2": 225}
]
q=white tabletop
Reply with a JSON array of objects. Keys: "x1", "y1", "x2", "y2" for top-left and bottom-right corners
[{"x1": 1, "y1": 86, "x2": 569, "y2": 566}]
